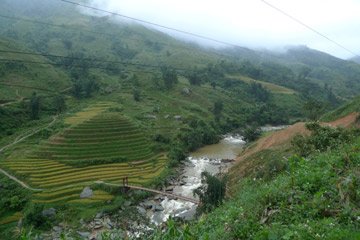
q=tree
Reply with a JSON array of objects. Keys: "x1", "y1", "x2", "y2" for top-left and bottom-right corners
[
  {"x1": 213, "y1": 100, "x2": 223, "y2": 122},
  {"x1": 243, "y1": 126, "x2": 261, "y2": 142},
  {"x1": 249, "y1": 82, "x2": 270, "y2": 102},
  {"x1": 30, "y1": 92, "x2": 40, "y2": 120},
  {"x1": 161, "y1": 66, "x2": 178, "y2": 90},
  {"x1": 133, "y1": 88, "x2": 140, "y2": 101},
  {"x1": 303, "y1": 99, "x2": 324, "y2": 121},
  {"x1": 193, "y1": 171, "x2": 226, "y2": 213},
  {"x1": 168, "y1": 143, "x2": 187, "y2": 167},
  {"x1": 188, "y1": 71, "x2": 202, "y2": 86},
  {"x1": 53, "y1": 94, "x2": 66, "y2": 113}
]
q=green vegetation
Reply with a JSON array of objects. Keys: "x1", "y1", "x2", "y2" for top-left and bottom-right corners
[
  {"x1": 1, "y1": 0, "x2": 360, "y2": 238},
  {"x1": 292, "y1": 122, "x2": 360, "y2": 157},
  {"x1": 193, "y1": 172, "x2": 227, "y2": 213},
  {"x1": 152, "y1": 126, "x2": 360, "y2": 239},
  {"x1": 0, "y1": 175, "x2": 30, "y2": 239},
  {"x1": 322, "y1": 95, "x2": 360, "y2": 121}
]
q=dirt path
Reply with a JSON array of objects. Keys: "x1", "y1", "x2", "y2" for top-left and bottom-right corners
[
  {"x1": 0, "y1": 168, "x2": 42, "y2": 191},
  {"x1": 0, "y1": 116, "x2": 58, "y2": 191},
  {"x1": 0, "y1": 90, "x2": 24, "y2": 107},
  {"x1": 0, "y1": 115, "x2": 58, "y2": 153}
]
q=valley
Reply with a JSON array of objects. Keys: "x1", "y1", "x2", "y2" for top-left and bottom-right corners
[{"x1": 0, "y1": 0, "x2": 360, "y2": 239}]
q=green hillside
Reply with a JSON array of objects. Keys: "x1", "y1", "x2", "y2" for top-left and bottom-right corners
[
  {"x1": 1, "y1": 0, "x2": 360, "y2": 238},
  {"x1": 321, "y1": 95, "x2": 360, "y2": 121}
]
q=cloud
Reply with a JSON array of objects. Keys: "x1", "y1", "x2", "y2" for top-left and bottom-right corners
[{"x1": 82, "y1": 0, "x2": 360, "y2": 59}]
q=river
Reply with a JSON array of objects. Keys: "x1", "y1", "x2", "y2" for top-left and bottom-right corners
[{"x1": 146, "y1": 134, "x2": 246, "y2": 225}]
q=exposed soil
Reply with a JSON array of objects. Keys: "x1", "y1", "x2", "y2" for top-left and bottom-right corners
[
  {"x1": 326, "y1": 112, "x2": 359, "y2": 128},
  {"x1": 236, "y1": 112, "x2": 359, "y2": 163},
  {"x1": 227, "y1": 112, "x2": 360, "y2": 192}
]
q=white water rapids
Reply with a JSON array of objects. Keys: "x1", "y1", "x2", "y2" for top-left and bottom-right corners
[{"x1": 150, "y1": 135, "x2": 246, "y2": 225}]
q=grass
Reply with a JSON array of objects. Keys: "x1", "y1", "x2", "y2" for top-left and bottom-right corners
[
  {"x1": 321, "y1": 95, "x2": 360, "y2": 121},
  {"x1": 226, "y1": 75, "x2": 296, "y2": 94},
  {"x1": 0, "y1": 212, "x2": 22, "y2": 225},
  {"x1": 179, "y1": 131, "x2": 360, "y2": 240}
]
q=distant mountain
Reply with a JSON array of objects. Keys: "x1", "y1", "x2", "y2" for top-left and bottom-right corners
[
  {"x1": 350, "y1": 56, "x2": 360, "y2": 64},
  {"x1": 223, "y1": 45, "x2": 360, "y2": 98}
]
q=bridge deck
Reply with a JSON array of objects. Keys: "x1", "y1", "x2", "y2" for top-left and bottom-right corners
[
  {"x1": 128, "y1": 185, "x2": 200, "y2": 204},
  {"x1": 96, "y1": 181, "x2": 199, "y2": 204}
]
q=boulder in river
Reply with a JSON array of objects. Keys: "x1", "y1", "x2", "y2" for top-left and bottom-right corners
[
  {"x1": 154, "y1": 205, "x2": 164, "y2": 211},
  {"x1": 142, "y1": 200, "x2": 156, "y2": 209}
]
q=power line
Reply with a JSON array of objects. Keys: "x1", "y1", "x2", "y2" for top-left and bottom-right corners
[
  {"x1": 59, "y1": 0, "x2": 240, "y2": 48},
  {"x1": 59, "y1": 0, "x2": 359, "y2": 58},
  {"x1": 260, "y1": 0, "x2": 359, "y2": 57},
  {"x1": 0, "y1": 14, "x2": 233, "y2": 60}
]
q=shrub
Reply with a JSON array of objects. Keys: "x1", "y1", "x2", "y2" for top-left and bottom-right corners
[
  {"x1": 193, "y1": 171, "x2": 227, "y2": 213},
  {"x1": 291, "y1": 122, "x2": 360, "y2": 156}
]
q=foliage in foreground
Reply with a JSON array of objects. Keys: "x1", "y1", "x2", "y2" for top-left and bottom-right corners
[
  {"x1": 292, "y1": 122, "x2": 360, "y2": 157},
  {"x1": 193, "y1": 172, "x2": 227, "y2": 213},
  {"x1": 153, "y1": 136, "x2": 360, "y2": 239}
]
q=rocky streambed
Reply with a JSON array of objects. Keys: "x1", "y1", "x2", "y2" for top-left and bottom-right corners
[{"x1": 142, "y1": 134, "x2": 246, "y2": 226}]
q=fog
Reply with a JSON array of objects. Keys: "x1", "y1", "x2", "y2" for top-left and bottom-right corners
[{"x1": 79, "y1": 0, "x2": 360, "y2": 59}]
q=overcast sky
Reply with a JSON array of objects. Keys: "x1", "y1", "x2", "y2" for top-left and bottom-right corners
[{"x1": 85, "y1": 0, "x2": 360, "y2": 59}]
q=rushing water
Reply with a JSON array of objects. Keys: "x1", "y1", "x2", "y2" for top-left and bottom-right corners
[{"x1": 149, "y1": 135, "x2": 246, "y2": 225}]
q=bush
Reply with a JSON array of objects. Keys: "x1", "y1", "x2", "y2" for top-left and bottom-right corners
[
  {"x1": 24, "y1": 204, "x2": 51, "y2": 229},
  {"x1": 291, "y1": 122, "x2": 360, "y2": 156},
  {"x1": 168, "y1": 144, "x2": 187, "y2": 167},
  {"x1": 193, "y1": 171, "x2": 227, "y2": 213},
  {"x1": 243, "y1": 126, "x2": 261, "y2": 142}
]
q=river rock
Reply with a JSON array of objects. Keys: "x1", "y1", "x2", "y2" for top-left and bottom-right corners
[
  {"x1": 137, "y1": 206, "x2": 147, "y2": 216},
  {"x1": 154, "y1": 204, "x2": 164, "y2": 211},
  {"x1": 221, "y1": 158, "x2": 235, "y2": 163},
  {"x1": 80, "y1": 187, "x2": 93, "y2": 198},
  {"x1": 77, "y1": 231, "x2": 91, "y2": 238},
  {"x1": 165, "y1": 186, "x2": 174, "y2": 192},
  {"x1": 95, "y1": 212, "x2": 104, "y2": 219},
  {"x1": 53, "y1": 226, "x2": 62, "y2": 232},
  {"x1": 175, "y1": 207, "x2": 196, "y2": 221},
  {"x1": 124, "y1": 200, "x2": 132, "y2": 207},
  {"x1": 42, "y1": 208, "x2": 56, "y2": 218},
  {"x1": 142, "y1": 200, "x2": 156, "y2": 209},
  {"x1": 104, "y1": 218, "x2": 113, "y2": 229}
]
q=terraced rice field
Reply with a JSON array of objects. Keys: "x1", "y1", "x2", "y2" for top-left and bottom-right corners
[{"x1": 0, "y1": 102, "x2": 167, "y2": 203}]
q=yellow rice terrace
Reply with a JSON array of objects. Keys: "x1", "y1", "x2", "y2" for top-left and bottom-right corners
[{"x1": 0, "y1": 103, "x2": 167, "y2": 204}]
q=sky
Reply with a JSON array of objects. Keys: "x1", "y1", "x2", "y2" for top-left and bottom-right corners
[{"x1": 84, "y1": 0, "x2": 360, "y2": 59}]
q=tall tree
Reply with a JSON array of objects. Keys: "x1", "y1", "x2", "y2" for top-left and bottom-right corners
[
  {"x1": 161, "y1": 66, "x2": 178, "y2": 90},
  {"x1": 30, "y1": 92, "x2": 40, "y2": 119},
  {"x1": 193, "y1": 171, "x2": 226, "y2": 213},
  {"x1": 303, "y1": 98, "x2": 324, "y2": 121},
  {"x1": 53, "y1": 94, "x2": 66, "y2": 113},
  {"x1": 213, "y1": 100, "x2": 223, "y2": 122}
]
